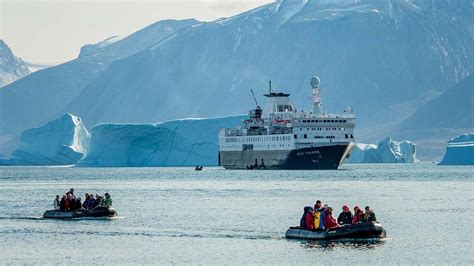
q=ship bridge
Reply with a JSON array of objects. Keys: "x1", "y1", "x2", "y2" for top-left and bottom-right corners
[{"x1": 263, "y1": 81, "x2": 295, "y2": 116}]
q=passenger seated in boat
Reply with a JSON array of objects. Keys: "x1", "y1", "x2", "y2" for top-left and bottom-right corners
[
  {"x1": 313, "y1": 200, "x2": 322, "y2": 211},
  {"x1": 82, "y1": 193, "x2": 90, "y2": 210},
  {"x1": 69, "y1": 197, "x2": 76, "y2": 211},
  {"x1": 88, "y1": 194, "x2": 96, "y2": 209},
  {"x1": 66, "y1": 192, "x2": 74, "y2": 207},
  {"x1": 60, "y1": 195, "x2": 68, "y2": 211},
  {"x1": 352, "y1": 206, "x2": 364, "y2": 224},
  {"x1": 83, "y1": 193, "x2": 95, "y2": 210},
  {"x1": 312, "y1": 200, "x2": 326, "y2": 230},
  {"x1": 102, "y1": 193, "x2": 112, "y2": 208},
  {"x1": 67, "y1": 188, "x2": 74, "y2": 197},
  {"x1": 305, "y1": 208, "x2": 315, "y2": 230},
  {"x1": 337, "y1": 205, "x2": 353, "y2": 225},
  {"x1": 94, "y1": 194, "x2": 104, "y2": 208},
  {"x1": 363, "y1": 206, "x2": 377, "y2": 222},
  {"x1": 323, "y1": 207, "x2": 341, "y2": 230},
  {"x1": 54, "y1": 195, "x2": 60, "y2": 210},
  {"x1": 313, "y1": 208, "x2": 323, "y2": 230},
  {"x1": 300, "y1": 206, "x2": 312, "y2": 228},
  {"x1": 70, "y1": 197, "x2": 83, "y2": 211}
]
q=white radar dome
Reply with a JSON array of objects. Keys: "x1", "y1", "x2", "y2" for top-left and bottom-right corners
[{"x1": 310, "y1": 76, "x2": 320, "y2": 88}]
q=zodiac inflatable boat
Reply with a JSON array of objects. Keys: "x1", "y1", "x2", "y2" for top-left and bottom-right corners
[
  {"x1": 43, "y1": 207, "x2": 117, "y2": 219},
  {"x1": 285, "y1": 222, "x2": 386, "y2": 240}
]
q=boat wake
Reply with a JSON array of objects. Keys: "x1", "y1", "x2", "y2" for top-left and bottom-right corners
[
  {"x1": 0, "y1": 216, "x2": 43, "y2": 221},
  {"x1": 0, "y1": 216, "x2": 125, "y2": 221}
]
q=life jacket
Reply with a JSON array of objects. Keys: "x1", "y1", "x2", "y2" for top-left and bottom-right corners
[
  {"x1": 319, "y1": 209, "x2": 326, "y2": 230},
  {"x1": 313, "y1": 211, "x2": 321, "y2": 229}
]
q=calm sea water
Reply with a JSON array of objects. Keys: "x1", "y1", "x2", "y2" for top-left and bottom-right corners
[{"x1": 0, "y1": 163, "x2": 472, "y2": 264}]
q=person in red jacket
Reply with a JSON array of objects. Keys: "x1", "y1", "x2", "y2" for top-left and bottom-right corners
[
  {"x1": 324, "y1": 207, "x2": 341, "y2": 230},
  {"x1": 305, "y1": 208, "x2": 316, "y2": 230},
  {"x1": 353, "y1": 206, "x2": 364, "y2": 224}
]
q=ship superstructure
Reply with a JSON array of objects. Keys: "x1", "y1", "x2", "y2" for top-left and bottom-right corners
[{"x1": 218, "y1": 76, "x2": 355, "y2": 169}]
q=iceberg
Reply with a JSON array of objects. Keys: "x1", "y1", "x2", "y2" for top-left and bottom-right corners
[
  {"x1": 78, "y1": 115, "x2": 245, "y2": 167},
  {"x1": 347, "y1": 137, "x2": 418, "y2": 163},
  {"x1": 439, "y1": 133, "x2": 474, "y2": 165},
  {"x1": 0, "y1": 113, "x2": 90, "y2": 165}
]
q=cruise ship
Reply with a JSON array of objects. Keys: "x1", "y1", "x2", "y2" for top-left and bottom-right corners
[{"x1": 218, "y1": 76, "x2": 356, "y2": 170}]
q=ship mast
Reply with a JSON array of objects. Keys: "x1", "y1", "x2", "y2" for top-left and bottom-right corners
[
  {"x1": 250, "y1": 89, "x2": 259, "y2": 108},
  {"x1": 311, "y1": 76, "x2": 323, "y2": 114}
]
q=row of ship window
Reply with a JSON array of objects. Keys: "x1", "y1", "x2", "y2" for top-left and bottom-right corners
[
  {"x1": 225, "y1": 135, "x2": 292, "y2": 143},
  {"x1": 299, "y1": 127, "x2": 346, "y2": 131},
  {"x1": 225, "y1": 132, "x2": 354, "y2": 144},
  {"x1": 299, "y1": 119, "x2": 347, "y2": 123},
  {"x1": 295, "y1": 134, "x2": 354, "y2": 139}
]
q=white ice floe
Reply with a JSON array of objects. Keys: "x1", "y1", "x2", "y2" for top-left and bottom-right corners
[{"x1": 347, "y1": 137, "x2": 418, "y2": 163}]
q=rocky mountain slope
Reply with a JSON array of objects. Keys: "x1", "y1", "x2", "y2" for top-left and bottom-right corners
[
  {"x1": 0, "y1": 40, "x2": 31, "y2": 87},
  {"x1": 391, "y1": 74, "x2": 474, "y2": 161}
]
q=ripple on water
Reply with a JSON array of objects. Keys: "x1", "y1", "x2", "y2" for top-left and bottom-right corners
[{"x1": 0, "y1": 164, "x2": 473, "y2": 264}]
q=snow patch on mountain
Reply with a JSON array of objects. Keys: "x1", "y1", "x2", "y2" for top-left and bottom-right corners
[
  {"x1": 348, "y1": 137, "x2": 418, "y2": 163},
  {"x1": 78, "y1": 35, "x2": 124, "y2": 57},
  {"x1": 276, "y1": 0, "x2": 309, "y2": 24}
]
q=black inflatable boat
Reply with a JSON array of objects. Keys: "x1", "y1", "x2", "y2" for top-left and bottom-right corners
[
  {"x1": 285, "y1": 222, "x2": 386, "y2": 240},
  {"x1": 43, "y1": 207, "x2": 117, "y2": 219}
]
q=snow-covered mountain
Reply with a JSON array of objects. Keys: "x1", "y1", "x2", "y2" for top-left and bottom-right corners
[
  {"x1": 0, "y1": 19, "x2": 199, "y2": 141},
  {"x1": 64, "y1": 0, "x2": 473, "y2": 128},
  {"x1": 0, "y1": 40, "x2": 31, "y2": 87},
  {"x1": 0, "y1": 0, "x2": 473, "y2": 161}
]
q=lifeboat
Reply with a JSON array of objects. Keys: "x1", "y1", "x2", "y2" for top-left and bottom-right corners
[
  {"x1": 285, "y1": 222, "x2": 386, "y2": 240},
  {"x1": 43, "y1": 207, "x2": 117, "y2": 219}
]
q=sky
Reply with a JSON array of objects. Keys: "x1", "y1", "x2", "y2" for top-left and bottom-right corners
[{"x1": 0, "y1": 0, "x2": 272, "y2": 65}]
